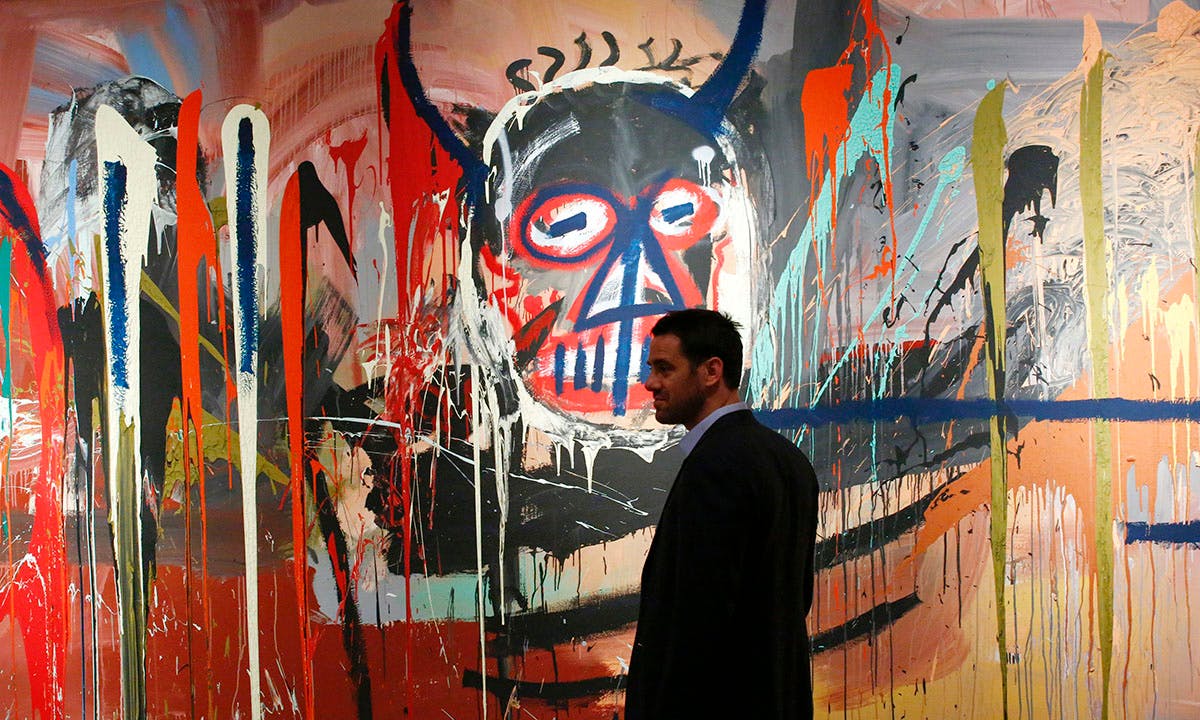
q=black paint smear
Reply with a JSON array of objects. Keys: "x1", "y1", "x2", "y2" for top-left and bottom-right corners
[
  {"x1": 921, "y1": 145, "x2": 1058, "y2": 390},
  {"x1": 658, "y1": 38, "x2": 683, "y2": 69},
  {"x1": 346, "y1": 364, "x2": 676, "y2": 576},
  {"x1": 45, "y1": 77, "x2": 179, "y2": 214},
  {"x1": 681, "y1": 237, "x2": 714, "y2": 304},
  {"x1": 312, "y1": 466, "x2": 374, "y2": 719},
  {"x1": 573, "y1": 32, "x2": 592, "y2": 71},
  {"x1": 599, "y1": 31, "x2": 620, "y2": 66},
  {"x1": 814, "y1": 484, "x2": 942, "y2": 568},
  {"x1": 378, "y1": 55, "x2": 391, "y2": 126},
  {"x1": 462, "y1": 669, "x2": 624, "y2": 702},
  {"x1": 137, "y1": 267, "x2": 184, "y2": 585},
  {"x1": 296, "y1": 161, "x2": 357, "y2": 282},
  {"x1": 58, "y1": 284, "x2": 183, "y2": 619},
  {"x1": 537, "y1": 46, "x2": 566, "y2": 82},
  {"x1": 637, "y1": 37, "x2": 657, "y2": 67},
  {"x1": 513, "y1": 297, "x2": 563, "y2": 371},
  {"x1": 811, "y1": 592, "x2": 921, "y2": 651},
  {"x1": 482, "y1": 593, "x2": 640, "y2": 650},
  {"x1": 895, "y1": 73, "x2": 918, "y2": 109},
  {"x1": 1002, "y1": 145, "x2": 1058, "y2": 241},
  {"x1": 505, "y1": 58, "x2": 535, "y2": 93},
  {"x1": 922, "y1": 234, "x2": 979, "y2": 348}
]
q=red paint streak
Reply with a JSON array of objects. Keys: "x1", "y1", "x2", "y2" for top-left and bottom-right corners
[
  {"x1": 709, "y1": 236, "x2": 731, "y2": 309},
  {"x1": 512, "y1": 300, "x2": 558, "y2": 359},
  {"x1": 800, "y1": 65, "x2": 850, "y2": 297},
  {"x1": 863, "y1": 240, "x2": 895, "y2": 281},
  {"x1": 0, "y1": 163, "x2": 67, "y2": 719},
  {"x1": 479, "y1": 243, "x2": 523, "y2": 329},
  {"x1": 848, "y1": 0, "x2": 899, "y2": 293},
  {"x1": 174, "y1": 90, "x2": 220, "y2": 710},
  {"x1": 279, "y1": 172, "x2": 316, "y2": 719},
  {"x1": 817, "y1": 338, "x2": 932, "y2": 366},
  {"x1": 328, "y1": 129, "x2": 369, "y2": 244},
  {"x1": 378, "y1": 6, "x2": 468, "y2": 712},
  {"x1": 801, "y1": 65, "x2": 854, "y2": 185},
  {"x1": 798, "y1": 0, "x2": 897, "y2": 305}
]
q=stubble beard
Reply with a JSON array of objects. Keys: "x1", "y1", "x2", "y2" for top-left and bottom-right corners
[{"x1": 655, "y1": 386, "x2": 706, "y2": 428}]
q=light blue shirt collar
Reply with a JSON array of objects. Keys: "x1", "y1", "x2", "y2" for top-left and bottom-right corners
[{"x1": 679, "y1": 401, "x2": 749, "y2": 458}]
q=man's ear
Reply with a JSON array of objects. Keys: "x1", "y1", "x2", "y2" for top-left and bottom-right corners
[{"x1": 700, "y1": 356, "x2": 724, "y2": 389}]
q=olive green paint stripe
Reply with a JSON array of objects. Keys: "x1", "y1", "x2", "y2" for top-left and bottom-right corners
[
  {"x1": 1080, "y1": 52, "x2": 1114, "y2": 720},
  {"x1": 972, "y1": 79, "x2": 1010, "y2": 720},
  {"x1": 95, "y1": 232, "x2": 149, "y2": 719},
  {"x1": 140, "y1": 270, "x2": 225, "y2": 364},
  {"x1": 116, "y1": 418, "x2": 148, "y2": 719}
]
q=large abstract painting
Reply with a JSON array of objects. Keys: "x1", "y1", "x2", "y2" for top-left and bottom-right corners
[{"x1": 2, "y1": 0, "x2": 1199, "y2": 717}]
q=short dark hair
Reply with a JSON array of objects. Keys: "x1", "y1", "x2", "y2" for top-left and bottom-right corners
[{"x1": 651, "y1": 309, "x2": 744, "y2": 389}]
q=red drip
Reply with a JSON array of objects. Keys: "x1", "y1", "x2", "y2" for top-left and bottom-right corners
[{"x1": 280, "y1": 172, "x2": 316, "y2": 719}]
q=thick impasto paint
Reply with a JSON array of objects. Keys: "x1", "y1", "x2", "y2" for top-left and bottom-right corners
[{"x1": 2, "y1": 1, "x2": 1200, "y2": 718}]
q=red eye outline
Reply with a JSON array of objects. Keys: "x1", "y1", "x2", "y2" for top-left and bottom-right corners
[
  {"x1": 646, "y1": 178, "x2": 720, "y2": 250},
  {"x1": 511, "y1": 184, "x2": 620, "y2": 267}
]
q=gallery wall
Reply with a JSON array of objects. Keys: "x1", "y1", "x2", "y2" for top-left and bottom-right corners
[{"x1": 1, "y1": 0, "x2": 1199, "y2": 717}]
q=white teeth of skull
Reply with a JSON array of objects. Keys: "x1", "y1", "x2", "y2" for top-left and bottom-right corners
[{"x1": 543, "y1": 329, "x2": 655, "y2": 389}]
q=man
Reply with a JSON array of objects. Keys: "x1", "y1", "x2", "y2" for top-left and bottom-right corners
[{"x1": 625, "y1": 309, "x2": 819, "y2": 720}]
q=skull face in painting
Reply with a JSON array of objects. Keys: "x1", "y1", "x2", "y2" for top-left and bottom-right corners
[{"x1": 469, "y1": 70, "x2": 764, "y2": 426}]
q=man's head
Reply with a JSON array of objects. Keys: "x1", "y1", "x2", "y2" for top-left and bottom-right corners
[{"x1": 644, "y1": 309, "x2": 743, "y2": 428}]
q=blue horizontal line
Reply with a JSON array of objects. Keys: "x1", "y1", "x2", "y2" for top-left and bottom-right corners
[
  {"x1": 1124, "y1": 521, "x2": 1200, "y2": 545},
  {"x1": 756, "y1": 397, "x2": 1200, "y2": 429}
]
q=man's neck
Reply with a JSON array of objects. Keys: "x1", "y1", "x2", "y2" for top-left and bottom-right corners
[{"x1": 684, "y1": 389, "x2": 742, "y2": 430}]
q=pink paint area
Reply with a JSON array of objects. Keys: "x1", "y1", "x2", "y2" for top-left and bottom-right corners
[{"x1": 884, "y1": 0, "x2": 1151, "y2": 21}]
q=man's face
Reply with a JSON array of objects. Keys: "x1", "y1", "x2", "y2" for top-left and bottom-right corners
[{"x1": 644, "y1": 333, "x2": 706, "y2": 428}]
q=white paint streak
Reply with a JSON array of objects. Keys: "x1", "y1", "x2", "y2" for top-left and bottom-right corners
[
  {"x1": 94, "y1": 106, "x2": 154, "y2": 716},
  {"x1": 221, "y1": 103, "x2": 270, "y2": 720},
  {"x1": 692, "y1": 145, "x2": 715, "y2": 185},
  {"x1": 362, "y1": 203, "x2": 393, "y2": 383},
  {"x1": 470, "y1": 363, "x2": 487, "y2": 720}
]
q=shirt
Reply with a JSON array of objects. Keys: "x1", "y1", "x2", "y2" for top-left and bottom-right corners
[{"x1": 679, "y1": 400, "x2": 750, "y2": 458}]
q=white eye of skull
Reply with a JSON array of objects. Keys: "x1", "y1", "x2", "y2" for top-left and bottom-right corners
[
  {"x1": 524, "y1": 194, "x2": 616, "y2": 261},
  {"x1": 647, "y1": 180, "x2": 721, "y2": 249},
  {"x1": 649, "y1": 187, "x2": 701, "y2": 237}
]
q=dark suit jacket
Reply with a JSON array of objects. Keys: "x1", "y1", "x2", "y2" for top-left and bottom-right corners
[{"x1": 625, "y1": 409, "x2": 819, "y2": 720}]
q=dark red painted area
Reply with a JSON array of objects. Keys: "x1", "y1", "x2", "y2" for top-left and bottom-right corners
[{"x1": 2, "y1": 555, "x2": 627, "y2": 719}]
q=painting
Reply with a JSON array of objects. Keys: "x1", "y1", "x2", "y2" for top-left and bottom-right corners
[{"x1": 1, "y1": 0, "x2": 1199, "y2": 717}]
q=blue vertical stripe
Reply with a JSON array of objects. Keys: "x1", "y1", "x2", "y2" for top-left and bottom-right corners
[
  {"x1": 609, "y1": 229, "x2": 644, "y2": 415},
  {"x1": 591, "y1": 334, "x2": 606, "y2": 393},
  {"x1": 103, "y1": 161, "x2": 130, "y2": 390},
  {"x1": 573, "y1": 341, "x2": 586, "y2": 390},
  {"x1": 639, "y1": 337, "x2": 651, "y2": 383},
  {"x1": 235, "y1": 117, "x2": 258, "y2": 375},
  {"x1": 554, "y1": 343, "x2": 566, "y2": 396}
]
